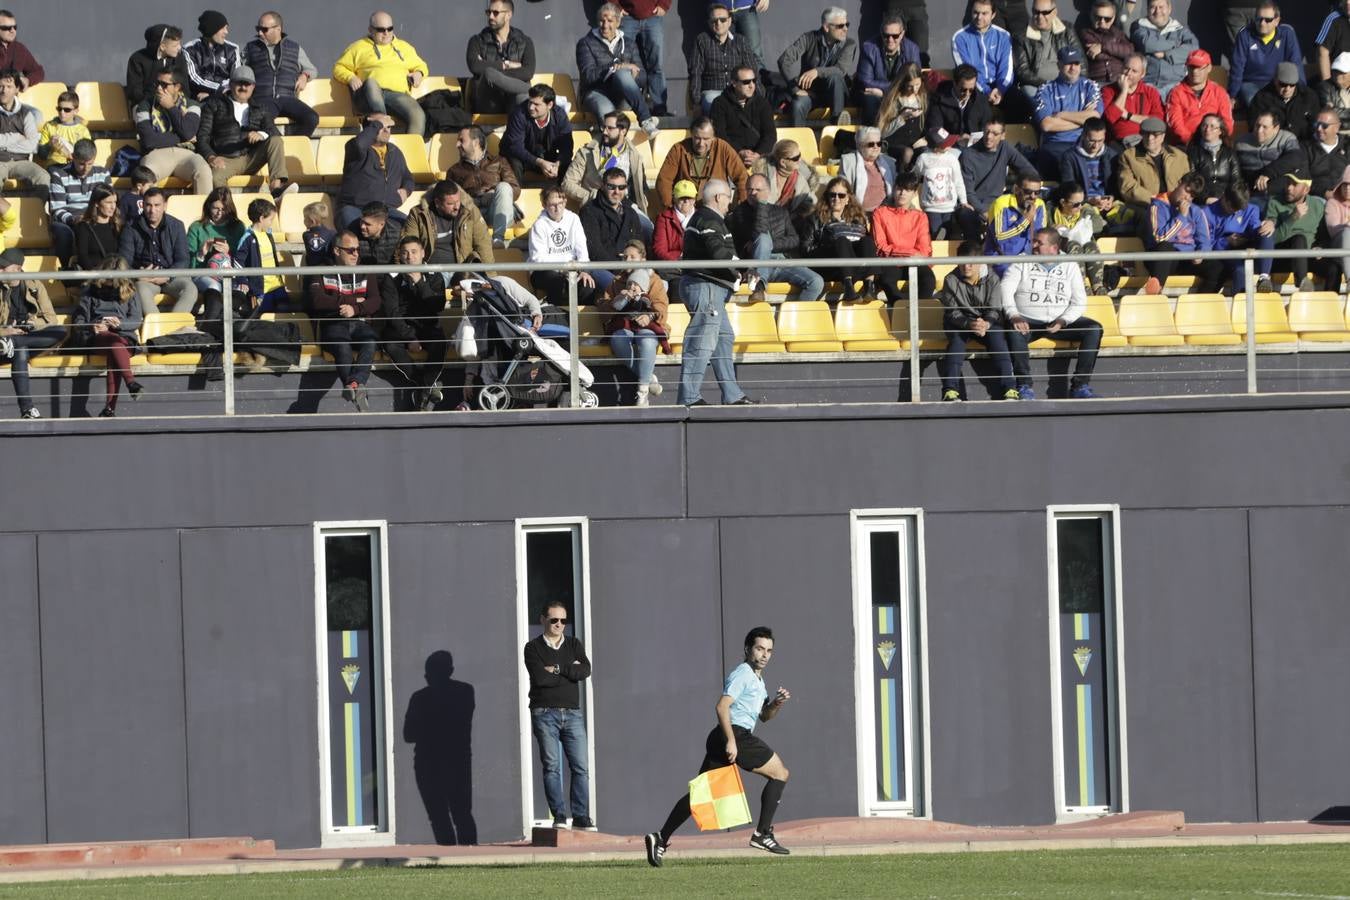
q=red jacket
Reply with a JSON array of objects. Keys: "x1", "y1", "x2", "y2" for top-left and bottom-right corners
[
  {"x1": 871, "y1": 206, "x2": 932, "y2": 258},
  {"x1": 619, "y1": 0, "x2": 672, "y2": 19},
  {"x1": 1101, "y1": 83, "x2": 1164, "y2": 143},
  {"x1": 0, "y1": 40, "x2": 43, "y2": 86},
  {"x1": 1165, "y1": 79, "x2": 1233, "y2": 145},
  {"x1": 652, "y1": 208, "x2": 686, "y2": 261}
]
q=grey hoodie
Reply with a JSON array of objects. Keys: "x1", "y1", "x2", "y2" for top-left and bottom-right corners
[{"x1": 937, "y1": 269, "x2": 1004, "y2": 330}]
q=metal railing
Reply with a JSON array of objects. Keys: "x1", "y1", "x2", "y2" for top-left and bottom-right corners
[{"x1": 6, "y1": 245, "x2": 1343, "y2": 414}]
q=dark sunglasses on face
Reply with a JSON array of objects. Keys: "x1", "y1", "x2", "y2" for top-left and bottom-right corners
[
  {"x1": 372, "y1": 25, "x2": 394, "y2": 33},
  {"x1": 883, "y1": 32, "x2": 903, "y2": 39},
  {"x1": 862, "y1": 141, "x2": 881, "y2": 147},
  {"x1": 547, "y1": 617, "x2": 568, "y2": 624},
  {"x1": 606, "y1": 183, "x2": 628, "y2": 190},
  {"x1": 0, "y1": 25, "x2": 16, "y2": 32},
  {"x1": 1033, "y1": 8, "x2": 1056, "y2": 15},
  {"x1": 1316, "y1": 121, "x2": 1335, "y2": 128},
  {"x1": 1064, "y1": 200, "x2": 1083, "y2": 208},
  {"x1": 57, "y1": 106, "x2": 75, "y2": 113},
  {"x1": 737, "y1": 78, "x2": 756, "y2": 84},
  {"x1": 828, "y1": 192, "x2": 848, "y2": 199},
  {"x1": 710, "y1": 16, "x2": 729, "y2": 23},
  {"x1": 1256, "y1": 16, "x2": 1276, "y2": 23},
  {"x1": 780, "y1": 154, "x2": 801, "y2": 162}
]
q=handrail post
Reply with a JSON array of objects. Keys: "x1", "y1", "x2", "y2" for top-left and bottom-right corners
[
  {"x1": 222, "y1": 276, "x2": 235, "y2": 415},
  {"x1": 907, "y1": 263, "x2": 920, "y2": 403},
  {"x1": 567, "y1": 270, "x2": 580, "y2": 408},
  {"x1": 1243, "y1": 256, "x2": 1256, "y2": 394}
]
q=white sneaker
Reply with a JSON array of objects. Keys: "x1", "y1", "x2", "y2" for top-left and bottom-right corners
[
  {"x1": 647, "y1": 377, "x2": 662, "y2": 397},
  {"x1": 640, "y1": 116, "x2": 660, "y2": 138},
  {"x1": 635, "y1": 383, "x2": 650, "y2": 407}
]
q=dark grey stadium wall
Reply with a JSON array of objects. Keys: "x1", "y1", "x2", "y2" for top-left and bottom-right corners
[
  {"x1": 34, "y1": 0, "x2": 1300, "y2": 107},
  {"x1": 0, "y1": 535, "x2": 45, "y2": 845}
]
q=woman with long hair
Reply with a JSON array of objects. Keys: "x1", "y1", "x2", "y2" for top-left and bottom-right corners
[
  {"x1": 187, "y1": 188, "x2": 246, "y2": 289},
  {"x1": 76, "y1": 255, "x2": 144, "y2": 417},
  {"x1": 1050, "y1": 181, "x2": 1107, "y2": 295},
  {"x1": 1187, "y1": 114, "x2": 1239, "y2": 206},
  {"x1": 73, "y1": 184, "x2": 121, "y2": 272},
  {"x1": 876, "y1": 63, "x2": 928, "y2": 170},
  {"x1": 806, "y1": 176, "x2": 879, "y2": 301}
]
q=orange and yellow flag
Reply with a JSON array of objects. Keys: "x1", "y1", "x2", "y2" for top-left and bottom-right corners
[{"x1": 689, "y1": 764, "x2": 752, "y2": 831}]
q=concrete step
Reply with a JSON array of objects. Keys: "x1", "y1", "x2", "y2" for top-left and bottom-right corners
[{"x1": 0, "y1": 836, "x2": 276, "y2": 868}]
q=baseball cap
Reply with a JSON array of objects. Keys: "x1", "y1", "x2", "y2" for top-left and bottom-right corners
[
  {"x1": 925, "y1": 126, "x2": 959, "y2": 150},
  {"x1": 1334, "y1": 52, "x2": 1350, "y2": 75},
  {"x1": 230, "y1": 66, "x2": 255, "y2": 84},
  {"x1": 1057, "y1": 46, "x2": 1084, "y2": 65},
  {"x1": 1185, "y1": 49, "x2": 1211, "y2": 68},
  {"x1": 1139, "y1": 117, "x2": 1166, "y2": 134},
  {"x1": 1276, "y1": 62, "x2": 1299, "y2": 85},
  {"x1": 672, "y1": 180, "x2": 697, "y2": 200},
  {"x1": 0, "y1": 247, "x2": 24, "y2": 268}
]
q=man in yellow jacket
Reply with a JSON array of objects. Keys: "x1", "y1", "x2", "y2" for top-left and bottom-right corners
[{"x1": 332, "y1": 10, "x2": 429, "y2": 136}]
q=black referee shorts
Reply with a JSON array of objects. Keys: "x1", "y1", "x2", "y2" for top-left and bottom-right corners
[{"x1": 701, "y1": 724, "x2": 774, "y2": 773}]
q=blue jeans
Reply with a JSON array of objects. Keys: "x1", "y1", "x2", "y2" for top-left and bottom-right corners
[
  {"x1": 789, "y1": 73, "x2": 848, "y2": 126},
  {"x1": 355, "y1": 79, "x2": 426, "y2": 137},
  {"x1": 530, "y1": 707, "x2": 589, "y2": 819},
  {"x1": 942, "y1": 314, "x2": 1013, "y2": 394},
  {"x1": 2, "y1": 325, "x2": 66, "y2": 414},
  {"x1": 699, "y1": 89, "x2": 722, "y2": 116},
  {"x1": 610, "y1": 327, "x2": 658, "y2": 387},
  {"x1": 582, "y1": 69, "x2": 652, "y2": 123},
  {"x1": 1005, "y1": 316, "x2": 1102, "y2": 388},
  {"x1": 473, "y1": 182, "x2": 515, "y2": 243},
  {"x1": 619, "y1": 14, "x2": 667, "y2": 112},
  {"x1": 678, "y1": 279, "x2": 745, "y2": 404},
  {"x1": 749, "y1": 233, "x2": 824, "y2": 300},
  {"x1": 732, "y1": 8, "x2": 763, "y2": 66}
]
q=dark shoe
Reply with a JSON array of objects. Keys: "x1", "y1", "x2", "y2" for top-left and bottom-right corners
[
  {"x1": 99, "y1": 406, "x2": 116, "y2": 417},
  {"x1": 553, "y1": 814, "x2": 569, "y2": 829},
  {"x1": 644, "y1": 832, "x2": 666, "y2": 867},
  {"x1": 127, "y1": 381, "x2": 144, "y2": 400},
  {"x1": 750, "y1": 829, "x2": 790, "y2": 855},
  {"x1": 572, "y1": 816, "x2": 596, "y2": 830},
  {"x1": 686, "y1": 398, "x2": 708, "y2": 407},
  {"x1": 729, "y1": 396, "x2": 758, "y2": 405}
]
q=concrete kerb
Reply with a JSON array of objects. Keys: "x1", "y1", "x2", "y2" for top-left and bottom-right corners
[{"x1": 5, "y1": 831, "x2": 1350, "y2": 885}]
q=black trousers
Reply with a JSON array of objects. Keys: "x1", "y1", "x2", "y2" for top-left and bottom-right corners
[
  {"x1": 1145, "y1": 243, "x2": 1226, "y2": 294},
  {"x1": 319, "y1": 318, "x2": 377, "y2": 386}
]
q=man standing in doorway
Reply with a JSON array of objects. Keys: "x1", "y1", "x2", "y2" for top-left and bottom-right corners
[
  {"x1": 523, "y1": 602, "x2": 594, "y2": 830},
  {"x1": 645, "y1": 626, "x2": 792, "y2": 866}
]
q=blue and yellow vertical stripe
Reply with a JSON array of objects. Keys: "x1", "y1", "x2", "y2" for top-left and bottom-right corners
[
  {"x1": 876, "y1": 605, "x2": 895, "y2": 635},
  {"x1": 1074, "y1": 613, "x2": 1089, "y2": 642},
  {"x1": 879, "y1": 678, "x2": 900, "y2": 801},
  {"x1": 1072, "y1": 614, "x2": 1096, "y2": 807},
  {"x1": 342, "y1": 630, "x2": 363, "y2": 827}
]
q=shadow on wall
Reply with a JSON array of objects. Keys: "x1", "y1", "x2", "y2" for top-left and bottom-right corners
[{"x1": 404, "y1": 650, "x2": 479, "y2": 845}]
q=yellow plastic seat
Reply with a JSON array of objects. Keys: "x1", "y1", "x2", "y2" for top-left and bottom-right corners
[
  {"x1": 1098, "y1": 236, "x2": 1145, "y2": 288},
  {"x1": 777, "y1": 300, "x2": 843, "y2": 352},
  {"x1": 399, "y1": 191, "x2": 424, "y2": 216},
  {"x1": 576, "y1": 306, "x2": 614, "y2": 357},
  {"x1": 429, "y1": 132, "x2": 459, "y2": 176},
  {"x1": 20, "y1": 255, "x2": 66, "y2": 304},
  {"x1": 723, "y1": 300, "x2": 784, "y2": 352},
  {"x1": 279, "y1": 135, "x2": 322, "y2": 186},
  {"x1": 73, "y1": 81, "x2": 132, "y2": 131},
  {"x1": 298, "y1": 77, "x2": 357, "y2": 129},
  {"x1": 817, "y1": 125, "x2": 854, "y2": 162},
  {"x1": 1004, "y1": 123, "x2": 1039, "y2": 149},
  {"x1": 1175, "y1": 293, "x2": 1241, "y2": 345},
  {"x1": 665, "y1": 301, "x2": 690, "y2": 353},
  {"x1": 315, "y1": 135, "x2": 348, "y2": 185},
  {"x1": 1232, "y1": 292, "x2": 1297, "y2": 343},
  {"x1": 141, "y1": 311, "x2": 203, "y2": 365},
  {"x1": 512, "y1": 188, "x2": 543, "y2": 242},
  {"x1": 12, "y1": 197, "x2": 48, "y2": 249},
  {"x1": 389, "y1": 133, "x2": 434, "y2": 184},
  {"x1": 164, "y1": 193, "x2": 205, "y2": 225},
  {"x1": 278, "y1": 192, "x2": 333, "y2": 240},
  {"x1": 833, "y1": 299, "x2": 900, "y2": 351},
  {"x1": 650, "y1": 129, "x2": 689, "y2": 167},
  {"x1": 774, "y1": 127, "x2": 820, "y2": 167},
  {"x1": 1118, "y1": 293, "x2": 1184, "y2": 346},
  {"x1": 889, "y1": 297, "x2": 943, "y2": 350},
  {"x1": 1086, "y1": 294, "x2": 1127, "y2": 348},
  {"x1": 21, "y1": 82, "x2": 68, "y2": 117},
  {"x1": 1288, "y1": 291, "x2": 1350, "y2": 342}
]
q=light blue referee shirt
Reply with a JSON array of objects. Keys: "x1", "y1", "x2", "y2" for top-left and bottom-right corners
[{"x1": 723, "y1": 662, "x2": 767, "y2": 732}]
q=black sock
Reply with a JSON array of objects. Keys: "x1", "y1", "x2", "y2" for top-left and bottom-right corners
[
  {"x1": 659, "y1": 795, "x2": 691, "y2": 844},
  {"x1": 758, "y1": 778, "x2": 786, "y2": 833}
]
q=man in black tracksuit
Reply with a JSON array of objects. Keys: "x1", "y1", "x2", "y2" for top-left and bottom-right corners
[{"x1": 523, "y1": 601, "x2": 593, "y2": 829}]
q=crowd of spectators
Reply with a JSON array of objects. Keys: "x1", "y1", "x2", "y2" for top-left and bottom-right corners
[{"x1": 2, "y1": 2, "x2": 1350, "y2": 416}]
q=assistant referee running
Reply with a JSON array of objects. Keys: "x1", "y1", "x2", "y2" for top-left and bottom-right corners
[{"x1": 644, "y1": 625, "x2": 792, "y2": 866}]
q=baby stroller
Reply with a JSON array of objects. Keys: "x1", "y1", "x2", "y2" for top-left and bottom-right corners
[{"x1": 466, "y1": 278, "x2": 598, "y2": 411}]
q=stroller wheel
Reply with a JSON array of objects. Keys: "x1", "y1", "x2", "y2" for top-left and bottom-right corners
[
  {"x1": 478, "y1": 383, "x2": 512, "y2": 411},
  {"x1": 578, "y1": 390, "x2": 600, "y2": 409}
]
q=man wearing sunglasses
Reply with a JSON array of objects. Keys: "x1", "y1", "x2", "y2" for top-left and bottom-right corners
[
  {"x1": 243, "y1": 11, "x2": 320, "y2": 137},
  {"x1": 778, "y1": 6, "x2": 858, "y2": 127},
  {"x1": 1015, "y1": 1, "x2": 1084, "y2": 102},
  {"x1": 0, "y1": 10, "x2": 41, "y2": 90},
  {"x1": 524, "y1": 602, "x2": 593, "y2": 830},
  {"x1": 1227, "y1": 3, "x2": 1301, "y2": 107},
  {"x1": 710, "y1": 66, "x2": 775, "y2": 168},
  {"x1": 857, "y1": 14, "x2": 920, "y2": 124},
  {"x1": 333, "y1": 11, "x2": 429, "y2": 137},
  {"x1": 466, "y1": 0, "x2": 536, "y2": 115},
  {"x1": 1077, "y1": 0, "x2": 1134, "y2": 85},
  {"x1": 1249, "y1": 62, "x2": 1317, "y2": 143}
]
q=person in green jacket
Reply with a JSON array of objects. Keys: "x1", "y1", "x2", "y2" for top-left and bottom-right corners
[{"x1": 1255, "y1": 172, "x2": 1325, "y2": 293}]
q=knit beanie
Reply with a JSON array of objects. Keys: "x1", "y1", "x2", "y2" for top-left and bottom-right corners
[{"x1": 198, "y1": 10, "x2": 228, "y2": 37}]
